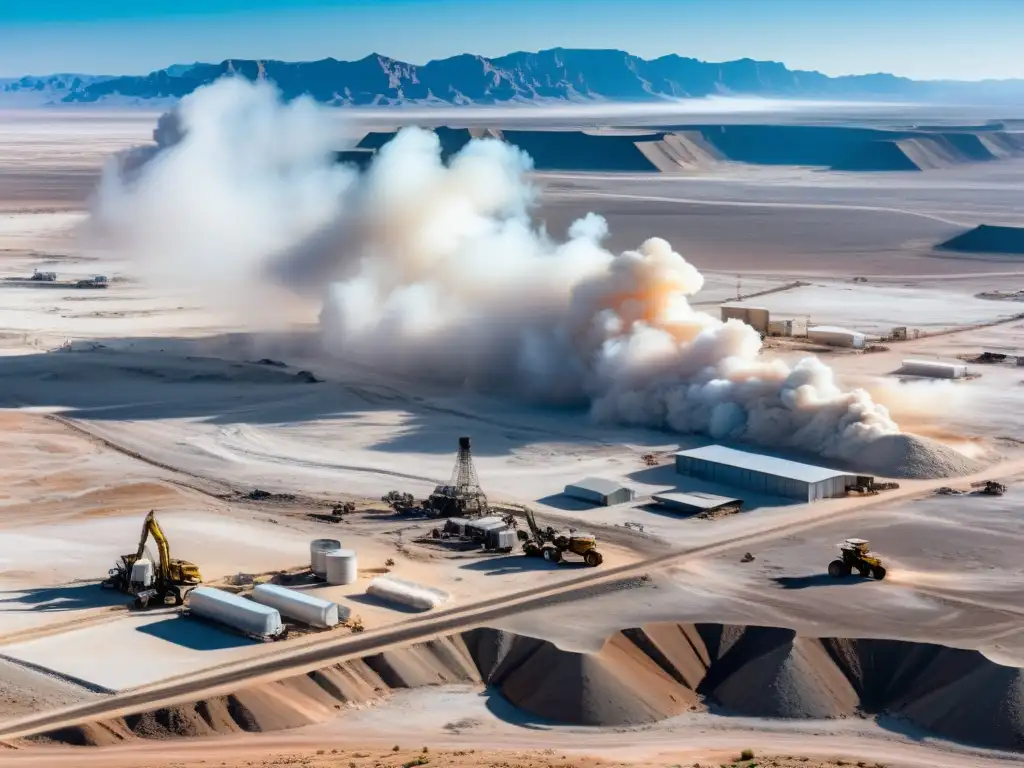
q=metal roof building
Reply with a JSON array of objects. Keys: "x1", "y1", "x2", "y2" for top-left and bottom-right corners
[
  {"x1": 651, "y1": 491, "x2": 743, "y2": 516},
  {"x1": 564, "y1": 477, "x2": 635, "y2": 506},
  {"x1": 675, "y1": 445, "x2": 859, "y2": 502}
]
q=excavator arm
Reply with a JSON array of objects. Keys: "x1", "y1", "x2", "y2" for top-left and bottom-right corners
[
  {"x1": 147, "y1": 511, "x2": 173, "y2": 584},
  {"x1": 523, "y1": 506, "x2": 544, "y2": 541}
]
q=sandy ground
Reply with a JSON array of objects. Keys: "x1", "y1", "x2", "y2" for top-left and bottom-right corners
[
  {"x1": 2, "y1": 109, "x2": 1024, "y2": 765},
  {"x1": 8, "y1": 685, "x2": 1023, "y2": 768}
]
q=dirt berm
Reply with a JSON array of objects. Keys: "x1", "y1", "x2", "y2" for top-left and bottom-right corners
[{"x1": 29, "y1": 624, "x2": 1024, "y2": 752}]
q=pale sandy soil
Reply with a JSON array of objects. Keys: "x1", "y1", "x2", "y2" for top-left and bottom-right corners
[
  {"x1": 2, "y1": 110, "x2": 1024, "y2": 766},
  {"x1": 0, "y1": 744, "x2": 919, "y2": 768}
]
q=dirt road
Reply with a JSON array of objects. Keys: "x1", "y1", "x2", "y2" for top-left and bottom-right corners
[{"x1": 3, "y1": 451, "x2": 1023, "y2": 742}]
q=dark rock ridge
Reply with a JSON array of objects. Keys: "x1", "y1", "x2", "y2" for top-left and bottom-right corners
[
  {"x1": 5, "y1": 48, "x2": 1024, "y2": 105},
  {"x1": 352, "y1": 124, "x2": 1024, "y2": 172},
  {"x1": 938, "y1": 224, "x2": 1024, "y2": 256}
]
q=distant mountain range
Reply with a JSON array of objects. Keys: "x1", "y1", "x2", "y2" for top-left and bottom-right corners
[{"x1": 3, "y1": 49, "x2": 1024, "y2": 106}]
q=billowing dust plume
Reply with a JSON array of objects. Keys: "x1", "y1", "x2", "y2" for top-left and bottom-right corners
[{"x1": 91, "y1": 77, "x2": 973, "y2": 473}]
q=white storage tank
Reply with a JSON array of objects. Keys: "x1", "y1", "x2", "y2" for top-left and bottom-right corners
[
  {"x1": 251, "y1": 583, "x2": 342, "y2": 628},
  {"x1": 367, "y1": 576, "x2": 449, "y2": 611},
  {"x1": 807, "y1": 325, "x2": 866, "y2": 349},
  {"x1": 188, "y1": 586, "x2": 283, "y2": 639},
  {"x1": 310, "y1": 539, "x2": 341, "y2": 577},
  {"x1": 324, "y1": 549, "x2": 358, "y2": 586}
]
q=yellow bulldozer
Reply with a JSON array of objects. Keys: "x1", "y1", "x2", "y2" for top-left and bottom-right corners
[
  {"x1": 101, "y1": 510, "x2": 203, "y2": 609},
  {"x1": 828, "y1": 538, "x2": 886, "y2": 580},
  {"x1": 520, "y1": 506, "x2": 603, "y2": 567}
]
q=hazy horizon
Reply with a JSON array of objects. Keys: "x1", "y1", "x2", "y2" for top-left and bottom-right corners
[{"x1": 2, "y1": 0, "x2": 1023, "y2": 81}]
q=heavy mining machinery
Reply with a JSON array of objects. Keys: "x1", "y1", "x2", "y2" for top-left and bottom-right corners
[
  {"x1": 520, "y1": 506, "x2": 603, "y2": 567},
  {"x1": 101, "y1": 510, "x2": 203, "y2": 609},
  {"x1": 828, "y1": 538, "x2": 886, "y2": 580}
]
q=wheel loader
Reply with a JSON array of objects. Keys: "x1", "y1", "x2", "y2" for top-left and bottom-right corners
[
  {"x1": 828, "y1": 538, "x2": 886, "y2": 580},
  {"x1": 520, "y1": 506, "x2": 603, "y2": 567},
  {"x1": 101, "y1": 510, "x2": 203, "y2": 609}
]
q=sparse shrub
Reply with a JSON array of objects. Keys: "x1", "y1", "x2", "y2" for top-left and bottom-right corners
[
  {"x1": 385, "y1": 558, "x2": 396, "y2": 567},
  {"x1": 740, "y1": 749, "x2": 755, "y2": 761},
  {"x1": 402, "y1": 757, "x2": 429, "y2": 768},
  {"x1": 392, "y1": 744, "x2": 401, "y2": 751}
]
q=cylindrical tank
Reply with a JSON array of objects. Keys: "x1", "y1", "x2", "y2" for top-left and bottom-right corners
[
  {"x1": 188, "y1": 586, "x2": 283, "y2": 638},
  {"x1": 325, "y1": 549, "x2": 358, "y2": 586},
  {"x1": 251, "y1": 583, "x2": 339, "y2": 628},
  {"x1": 366, "y1": 575, "x2": 449, "y2": 611},
  {"x1": 310, "y1": 539, "x2": 341, "y2": 577}
]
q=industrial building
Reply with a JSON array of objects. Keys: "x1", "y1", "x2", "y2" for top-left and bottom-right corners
[
  {"x1": 721, "y1": 304, "x2": 770, "y2": 334},
  {"x1": 675, "y1": 445, "x2": 861, "y2": 502},
  {"x1": 767, "y1": 318, "x2": 807, "y2": 337},
  {"x1": 651, "y1": 491, "x2": 743, "y2": 516},
  {"x1": 564, "y1": 478, "x2": 635, "y2": 506},
  {"x1": 808, "y1": 325, "x2": 866, "y2": 349},
  {"x1": 900, "y1": 358, "x2": 968, "y2": 379}
]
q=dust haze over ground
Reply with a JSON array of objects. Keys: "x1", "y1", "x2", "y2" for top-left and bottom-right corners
[
  {"x1": 5, "y1": 94, "x2": 1024, "y2": 768},
  {"x1": 87, "y1": 77, "x2": 974, "y2": 476}
]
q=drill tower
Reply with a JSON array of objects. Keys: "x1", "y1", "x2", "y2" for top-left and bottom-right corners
[{"x1": 425, "y1": 436, "x2": 489, "y2": 517}]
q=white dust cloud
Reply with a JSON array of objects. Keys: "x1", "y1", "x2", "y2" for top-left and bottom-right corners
[{"x1": 93, "y1": 77, "x2": 920, "y2": 465}]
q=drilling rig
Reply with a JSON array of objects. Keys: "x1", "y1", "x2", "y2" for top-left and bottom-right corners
[{"x1": 422, "y1": 436, "x2": 489, "y2": 518}]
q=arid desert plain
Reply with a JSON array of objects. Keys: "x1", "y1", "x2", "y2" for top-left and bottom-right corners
[{"x1": 2, "y1": 99, "x2": 1024, "y2": 768}]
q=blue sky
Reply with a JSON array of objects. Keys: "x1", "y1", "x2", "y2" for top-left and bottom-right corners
[{"x1": 1, "y1": 0, "x2": 1022, "y2": 80}]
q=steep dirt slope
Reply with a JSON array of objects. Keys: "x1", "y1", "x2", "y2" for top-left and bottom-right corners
[{"x1": 26, "y1": 623, "x2": 1024, "y2": 751}]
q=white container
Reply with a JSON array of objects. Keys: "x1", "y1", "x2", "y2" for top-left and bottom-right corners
[
  {"x1": 900, "y1": 358, "x2": 967, "y2": 379},
  {"x1": 188, "y1": 586, "x2": 283, "y2": 638},
  {"x1": 310, "y1": 539, "x2": 341, "y2": 577},
  {"x1": 131, "y1": 558, "x2": 155, "y2": 587},
  {"x1": 367, "y1": 576, "x2": 449, "y2": 612},
  {"x1": 808, "y1": 325, "x2": 866, "y2": 349},
  {"x1": 251, "y1": 583, "x2": 340, "y2": 628},
  {"x1": 324, "y1": 549, "x2": 358, "y2": 586}
]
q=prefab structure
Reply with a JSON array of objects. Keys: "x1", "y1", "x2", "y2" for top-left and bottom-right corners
[
  {"x1": 767, "y1": 318, "x2": 808, "y2": 337},
  {"x1": 651, "y1": 491, "x2": 743, "y2": 516},
  {"x1": 721, "y1": 304, "x2": 770, "y2": 334},
  {"x1": 900, "y1": 358, "x2": 968, "y2": 379},
  {"x1": 807, "y1": 325, "x2": 865, "y2": 349},
  {"x1": 675, "y1": 445, "x2": 859, "y2": 502},
  {"x1": 251, "y1": 583, "x2": 341, "y2": 628},
  {"x1": 564, "y1": 478, "x2": 635, "y2": 506},
  {"x1": 188, "y1": 586, "x2": 284, "y2": 639}
]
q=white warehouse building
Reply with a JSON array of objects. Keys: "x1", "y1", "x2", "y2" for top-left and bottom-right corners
[
  {"x1": 675, "y1": 445, "x2": 861, "y2": 502},
  {"x1": 564, "y1": 477, "x2": 635, "y2": 506},
  {"x1": 807, "y1": 325, "x2": 866, "y2": 349}
]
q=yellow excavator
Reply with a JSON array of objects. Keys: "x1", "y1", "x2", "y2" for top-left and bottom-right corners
[{"x1": 101, "y1": 510, "x2": 203, "y2": 609}]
